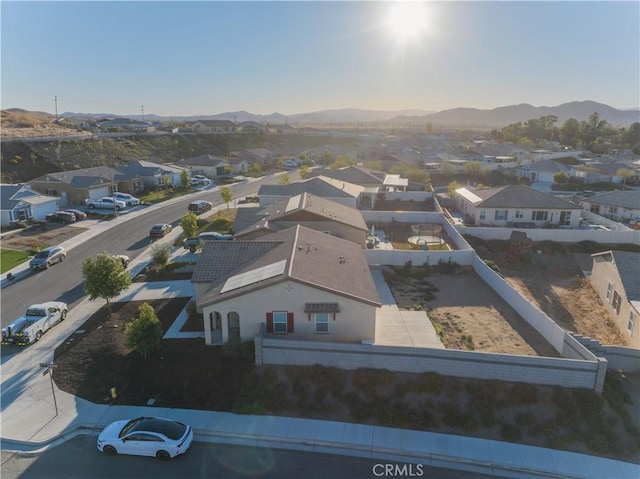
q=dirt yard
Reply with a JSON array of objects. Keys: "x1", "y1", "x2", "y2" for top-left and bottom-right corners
[
  {"x1": 1, "y1": 223, "x2": 87, "y2": 251},
  {"x1": 491, "y1": 252, "x2": 630, "y2": 347}
]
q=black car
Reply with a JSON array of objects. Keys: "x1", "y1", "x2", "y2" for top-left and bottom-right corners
[
  {"x1": 188, "y1": 200, "x2": 212, "y2": 215},
  {"x1": 46, "y1": 211, "x2": 76, "y2": 224},
  {"x1": 149, "y1": 223, "x2": 172, "y2": 238}
]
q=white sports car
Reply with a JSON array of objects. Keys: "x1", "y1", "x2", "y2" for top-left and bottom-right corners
[{"x1": 97, "y1": 417, "x2": 193, "y2": 460}]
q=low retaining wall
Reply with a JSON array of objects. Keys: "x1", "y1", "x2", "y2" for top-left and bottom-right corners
[
  {"x1": 365, "y1": 249, "x2": 475, "y2": 266},
  {"x1": 572, "y1": 334, "x2": 640, "y2": 373},
  {"x1": 255, "y1": 332, "x2": 605, "y2": 391},
  {"x1": 457, "y1": 226, "x2": 640, "y2": 244}
]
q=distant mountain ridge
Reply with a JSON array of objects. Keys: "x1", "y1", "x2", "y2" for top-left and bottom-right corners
[{"x1": 46, "y1": 101, "x2": 639, "y2": 127}]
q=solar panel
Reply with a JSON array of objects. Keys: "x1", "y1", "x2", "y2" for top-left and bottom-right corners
[{"x1": 220, "y1": 259, "x2": 287, "y2": 294}]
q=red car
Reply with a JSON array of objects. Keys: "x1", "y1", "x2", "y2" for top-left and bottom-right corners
[{"x1": 64, "y1": 209, "x2": 88, "y2": 221}]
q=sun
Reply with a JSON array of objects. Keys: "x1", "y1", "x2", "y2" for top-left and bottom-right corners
[{"x1": 387, "y1": 1, "x2": 429, "y2": 41}]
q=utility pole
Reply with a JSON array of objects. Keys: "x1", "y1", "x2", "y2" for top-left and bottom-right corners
[
  {"x1": 140, "y1": 105, "x2": 145, "y2": 122},
  {"x1": 54, "y1": 96, "x2": 58, "y2": 121},
  {"x1": 39, "y1": 363, "x2": 59, "y2": 416}
]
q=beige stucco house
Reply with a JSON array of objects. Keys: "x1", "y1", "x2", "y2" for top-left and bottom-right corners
[
  {"x1": 192, "y1": 225, "x2": 381, "y2": 346},
  {"x1": 233, "y1": 193, "x2": 368, "y2": 247},
  {"x1": 590, "y1": 251, "x2": 640, "y2": 349},
  {"x1": 455, "y1": 185, "x2": 582, "y2": 228}
]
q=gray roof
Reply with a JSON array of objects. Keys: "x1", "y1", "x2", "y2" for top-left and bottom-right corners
[
  {"x1": 307, "y1": 166, "x2": 385, "y2": 185},
  {"x1": 1, "y1": 184, "x2": 38, "y2": 211},
  {"x1": 114, "y1": 161, "x2": 183, "y2": 178},
  {"x1": 177, "y1": 154, "x2": 229, "y2": 167},
  {"x1": 32, "y1": 166, "x2": 115, "y2": 188},
  {"x1": 586, "y1": 191, "x2": 640, "y2": 210},
  {"x1": 258, "y1": 177, "x2": 361, "y2": 199},
  {"x1": 521, "y1": 159, "x2": 570, "y2": 173},
  {"x1": 233, "y1": 193, "x2": 368, "y2": 237},
  {"x1": 194, "y1": 225, "x2": 380, "y2": 308},
  {"x1": 471, "y1": 185, "x2": 581, "y2": 209}
]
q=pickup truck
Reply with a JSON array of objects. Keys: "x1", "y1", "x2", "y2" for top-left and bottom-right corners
[
  {"x1": 1, "y1": 301, "x2": 68, "y2": 345},
  {"x1": 85, "y1": 197, "x2": 126, "y2": 210}
]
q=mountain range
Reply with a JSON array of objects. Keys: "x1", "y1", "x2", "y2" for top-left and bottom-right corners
[{"x1": 56, "y1": 101, "x2": 639, "y2": 128}]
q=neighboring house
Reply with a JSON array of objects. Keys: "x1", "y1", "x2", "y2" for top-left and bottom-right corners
[
  {"x1": 29, "y1": 166, "x2": 117, "y2": 205},
  {"x1": 0, "y1": 184, "x2": 60, "y2": 227},
  {"x1": 237, "y1": 121, "x2": 268, "y2": 134},
  {"x1": 590, "y1": 251, "x2": 640, "y2": 349},
  {"x1": 382, "y1": 174, "x2": 408, "y2": 192},
  {"x1": 190, "y1": 120, "x2": 238, "y2": 134},
  {"x1": 230, "y1": 148, "x2": 278, "y2": 169},
  {"x1": 307, "y1": 166, "x2": 386, "y2": 188},
  {"x1": 233, "y1": 192, "x2": 369, "y2": 247},
  {"x1": 94, "y1": 118, "x2": 153, "y2": 132},
  {"x1": 455, "y1": 185, "x2": 582, "y2": 227},
  {"x1": 175, "y1": 154, "x2": 230, "y2": 178},
  {"x1": 517, "y1": 159, "x2": 570, "y2": 183},
  {"x1": 257, "y1": 176, "x2": 365, "y2": 208},
  {"x1": 581, "y1": 191, "x2": 640, "y2": 223},
  {"x1": 225, "y1": 156, "x2": 249, "y2": 174},
  {"x1": 570, "y1": 166, "x2": 611, "y2": 184},
  {"x1": 192, "y1": 225, "x2": 381, "y2": 345},
  {"x1": 114, "y1": 161, "x2": 184, "y2": 188}
]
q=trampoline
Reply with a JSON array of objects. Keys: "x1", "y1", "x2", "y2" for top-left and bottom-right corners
[{"x1": 408, "y1": 235, "x2": 444, "y2": 250}]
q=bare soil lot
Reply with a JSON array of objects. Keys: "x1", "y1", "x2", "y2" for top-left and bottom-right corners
[
  {"x1": 383, "y1": 266, "x2": 558, "y2": 357},
  {"x1": 1, "y1": 223, "x2": 87, "y2": 251}
]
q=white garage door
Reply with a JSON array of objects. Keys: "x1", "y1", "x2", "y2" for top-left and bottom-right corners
[
  {"x1": 31, "y1": 201, "x2": 59, "y2": 220},
  {"x1": 88, "y1": 186, "x2": 111, "y2": 200}
]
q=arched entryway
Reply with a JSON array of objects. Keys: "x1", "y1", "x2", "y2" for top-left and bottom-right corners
[
  {"x1": 209, "y1": 311, "x2": 222, "y2": 345},
  {"x1": 227, "y1": 311, "x2": 240, "y2": 344}
]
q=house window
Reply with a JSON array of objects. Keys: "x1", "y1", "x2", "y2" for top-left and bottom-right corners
[
  {"x1": 315, "y1": 313, "x2": 329, "y2": 333},
  {"x1": 609, "y1": 207, "x2": 618, "y2": 215},
  {"x1": 494, "y1": 210, "x2": 508, "y2": 221},
  {"x1": 515, "y1": 210, "x2": 523, "y2": 219},
  {"x1": 273, "y1": 311, "x2": 288, "y2": 333},
  {"x1": 133, "y1": 180, "x2": 141, "y2": 191},
  {"x1": 531, "y1": 211, "x2": 548, "y2": 221},
  {"x1": 45, "y1": 189, "x2": 58, "y2": 196},
  {"x1": 606, "y1": 282, "x2": 613, "y2": 301},
  {"x1": 559, "y1": 211, "x2": 572, "y2": 226},
  {"x1": 479, "y1": 210, "x2": 486, "y2": 220},
  {"x1": 612, "y1": 291, "x2": 622, "y2": 315},
  {"x1": 590, "y1": 205, "x2": 600, "y2": 214},
  {"x1": 628, "y1": 312, "x2": 636, "y2": 333}
]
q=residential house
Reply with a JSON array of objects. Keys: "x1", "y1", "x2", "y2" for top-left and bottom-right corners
[
  {"x1": 581, "y1": 191, "x2": 640, "y2": 223},
  {"x1": 257, "y1": 176, "x2": 365, "y2": 208},
  {"x1": 114, "y1": 161, "x2": 184, "y2": 188},
  {"x1": 590, "y1": 251, "x2": 640, "y2": 349},
  {"x1": 192, "y1": 225, "x2": 381, "y2": 345},
  {"x1": 94, "y1": 118, "x2": 153, "y2": 132},
  {"x1": 175, "y1": 154, "x2": 230, "y2": 178},
  {"x1": 0, "y1": 184, "x2": 60, "y2": 227},
  {"x1": 233, "y1": 193, "x2": 369, "y2": 247},
  {"x1": 29, "y1": 166, "x2": 117, "y2": 205},
  {"x1": 517, "y1": 159, "x2": 571, "y2": 183},
  {"x1": 230, "y1": 148, "x2": 277, "y2": 169},
  {"x1": 455, "y1": 185, "x2": 582, "y2": 227},
  {"x1": 190, "y1": 120, "x2": 237, "y2": 134},
  {"x1": 307, "y1": 166, "x2": 386, "y2": 188},
  {"x1": 237, "y1": 121, "x2": 268, "y2": 134}
]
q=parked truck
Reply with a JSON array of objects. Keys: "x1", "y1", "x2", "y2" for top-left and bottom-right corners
[
  {"x1": 1, "y1": 302, "x2": 68, "y2": 345},
  {"x1": 85, "y1": 197, "x2": 126, "y2": 210}
]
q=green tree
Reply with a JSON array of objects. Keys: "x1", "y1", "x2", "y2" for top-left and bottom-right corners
[
  {"x1": 362, "y1": 160, "x2": 383, "y2": 171},
  {"x1": 439, "y1": 162, "x2": 457, "y2": 179},
  {"x1": 180, "y1": 212, "x2": 198, "y2": 238},
  {"x1": 517, "y1": 137, "x2": 535, "y2": 147},
  {"x1": 180, "y1": 168, "x2": 190, "y2": 189},
  {"x1": 82, "y1": 252, "x2": 131, "y2": 314},
  {"x1": 464, "y1": 161, "x2": 487, "y2": 181},
  {"x1": 553, "y1": 172, "x2": 569, "y2": 184},
  {"x1": 329, "y1": 154, "x2": 357, "y2": 169},
  {"x1": 279, "y1": 173, "x2": 291, "y2": 185},
  {"x1": 223, "y1": 164, "x2": 234, "y2": 176},
  {"x1": 581, "y1": 112, "x2": 611, "y2": 151},
  {"x1": 250, "y1": 163, "x2": 262, "y2": 176},
  {"x1": 559, "y1": 118, "x2": 581, "y2": 147},
  {"x1": 220, "y1": 186, "x2": 233, "y2": 210},
  {"x1": 125, "y1": 302, "x2": 163, "y2": 359},
  {"x1": 299, "y1": 164, "x2": 310, "y2": 180},
  {"x1": 617, "y1": 168, "x2": 636, "y2": 190},
  {"x1": 150, "y1": 242, "x2": 172, "y2": 269},
  {"x1": 322, "y1": 149, "x2": 334, "y2": 165},
  {"x1": 298, "y1": 152, "x2": 307, "y2": 161},
  {"x1": 447, "y1": 180, "x2": 460, "y2": 198},
  {"x1": 161, "y1": 174, "x2": 172, "y2": 189}
]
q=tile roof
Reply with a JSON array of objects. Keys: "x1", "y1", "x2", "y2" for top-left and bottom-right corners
[
  {"x1": 233, "y1": 193, "x2": 368, "y2": 237},
  {"x1": 464, "y1": 185, "x2": 581, "y2": 209},
  {"x1": 585, "y1": 191, "x2": 640, "y2": 210},
  {"x1": 257, "y1": 176, "x2": 364, "y2": 200},
  {"x1": 195, "y1": 225, "x2": 380, "y2": 308},
  {"x1": 32, "y1": 166, "x2": 116, "y2": 188}
]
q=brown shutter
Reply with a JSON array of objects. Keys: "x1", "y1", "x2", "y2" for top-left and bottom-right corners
[
  {"x1": 287, "y1": 312, "x2": 294, "y2": 333},
  {"x1": 266, "y1": 312, "x2": 273, "y2": 333}
]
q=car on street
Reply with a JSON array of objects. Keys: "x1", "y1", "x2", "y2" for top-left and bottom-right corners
[
  {"x1": 149, "y1": 223, "x2": 172, "y2": 238},
  {"x1": 29, "y1": 246, "x2": 66, "y2": 270},
  {"x1": 188, "y1": 200, "x2": 212, "y2": 214},
  {"x1": 113, "y1": 254, "x2": 130, "y2": 268},
  {"x1": 63, "y1": 209, "x2": 87, "y2": 220},
  {"x1": 97, "y1": 416, "x2": 193, "y2": 460},
  {"x1": 192, "y1": 175, "x2": 211, "y2": 186},
  {"x1": 1, "y1": 301, "x2": 68, "y2": 345},
  {"x1": 45, "y1": 211, "x2": 76, "y2": 224},
  {"x1": 112, "y1": 193, "x2": 141, "y2": 207}
]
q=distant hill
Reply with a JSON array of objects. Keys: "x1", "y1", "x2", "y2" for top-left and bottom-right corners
[{"x1": 392, "y1": 101, "x2": 640, "y2": 128}]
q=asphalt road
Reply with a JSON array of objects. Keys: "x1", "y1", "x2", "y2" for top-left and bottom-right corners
[
  {"x1": 0, "y1": 174, "x2": 292, "y2": 331},
  {"x1": 0, "y1": 435, "x2": 495, "y2": 479}
]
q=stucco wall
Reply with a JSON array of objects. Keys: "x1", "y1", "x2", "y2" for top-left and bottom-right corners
[
  {"x1": 457, "y1": 226, "x2": 640, "y2": 244},
  {"x1": 201, "y1": 280, "x2": 376, "y2": 345}
]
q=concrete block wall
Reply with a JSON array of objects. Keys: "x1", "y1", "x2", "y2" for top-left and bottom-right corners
[
  {"x1": 456, "y1": 226, "x2": 640, "y2": 244},
  {"x1": 572, "y1": 333, "x2": 640, "y2": 373},
  {"x1": 256, "y1": 337, "x2": 603, "y2": 391},
  {"x1": 365, "y1": 249, "x2": 475, "y2": 267}
]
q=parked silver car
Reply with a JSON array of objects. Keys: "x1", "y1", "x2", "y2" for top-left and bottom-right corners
[{"x1": 29, "y1": 246, "x2": 66, "y2": 270}]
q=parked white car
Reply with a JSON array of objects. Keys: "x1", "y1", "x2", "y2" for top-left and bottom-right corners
[
  {"x1": 1, "y1": 301, "x2": 68, "y2": 345},
  {"x1": 191, "y1": 175, "x2": 211, "y2": 186},
  {"x1": 112, "y1": 193, "x2": 141, "y2": 207},
  {"x1": 97, "y1": 417, "x2": 193, "y2": 460}
]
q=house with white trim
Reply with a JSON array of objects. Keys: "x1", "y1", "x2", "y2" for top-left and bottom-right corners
[
  {"x1": 455, "y1": 185, "x2": 582, "y2": 228},
  {"x1": 581, "y1": 191, "x2": 640, "y2": 223},
  {"x1": 192, "y1": 225, "x2": 381, "y2": 345},
  {"x1": 0, "y1": 184, "x2": 61, "y2": 227},
  {"x1": 590, "y1": 251, "x2": 640, "y2": 349}
]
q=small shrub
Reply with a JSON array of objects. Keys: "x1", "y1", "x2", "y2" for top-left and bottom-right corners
[{"x1": 150, "y1": 242, "x2": 171, "y2": 267}]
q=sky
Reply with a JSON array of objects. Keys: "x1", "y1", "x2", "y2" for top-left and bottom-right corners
[{"x1": 1, "y1": 1, "x2": 639, "y2": 117}]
